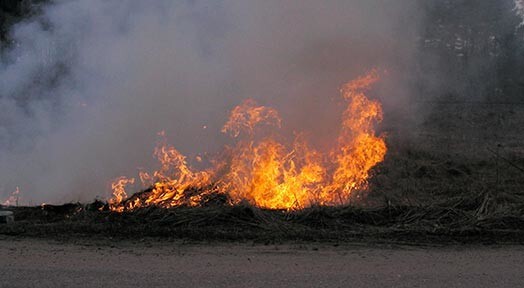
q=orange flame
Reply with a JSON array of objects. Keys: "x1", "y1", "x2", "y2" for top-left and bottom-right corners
[
  {"x1": 109, "y1": 71, "x2": 386, "y2": 211},
  {"x1": 222, "y1": 98, "x2": 282, "y2": 138},
  {"x1": 108, "y1": 177, "x2": 135, "y2": 212}
]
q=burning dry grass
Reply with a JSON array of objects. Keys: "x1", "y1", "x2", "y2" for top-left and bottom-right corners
[
  {"x1": 107, "y1": 71, "x2": 387, "y2": 211},
  {"x1": 3, "y1": 78, "x2": 524, "y2": 244},
  {"x1": 2, "y1": 149, "x2": 524, "y2": 245},
  {"x1": 2, "y1": 129, "x2": 524, "y2": 244}
]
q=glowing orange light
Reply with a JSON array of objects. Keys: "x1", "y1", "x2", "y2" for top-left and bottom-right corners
[{"x1": 109, "y1": 70, "x2": 386, "y2": 211}]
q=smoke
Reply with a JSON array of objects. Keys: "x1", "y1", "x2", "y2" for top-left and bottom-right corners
[
  {"x1": 516, "y1": 0, "x2": 524, "y2": 25},
  {"x1": 0, "y1": 0, "x2": 422, "y2": 204}
]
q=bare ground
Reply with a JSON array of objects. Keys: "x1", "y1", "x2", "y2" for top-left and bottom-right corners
[{"x1": 0, "y1": 237, "x2": 523, "y2": 288}]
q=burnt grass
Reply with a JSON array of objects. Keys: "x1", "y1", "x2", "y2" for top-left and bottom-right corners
[
  {"x1": 2, "y1": 144, "x2": 524, "y2": 245},
  {"x1": 1, "y1": 198, "x2": 524, "y2": 245}
]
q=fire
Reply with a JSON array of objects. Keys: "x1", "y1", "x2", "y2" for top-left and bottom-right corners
[
  {"x1": 107, "y1": 177, "x2": 135, "y2": 212},
  {"x1": 109, "y1": 70, "x2": 387, "y2": 211}
]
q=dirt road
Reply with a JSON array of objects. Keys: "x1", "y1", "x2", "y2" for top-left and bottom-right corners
[{"x1": 0, "y1": 237, "x2": 523, "y2": 288}]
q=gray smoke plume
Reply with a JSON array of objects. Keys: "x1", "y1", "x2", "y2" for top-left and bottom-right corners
[
  {"x1": 516, "y1": 0, "x2": 524, "y2": 24},
  {"x1": 0, "y1": 0, "x2": 421, "y2": 204}
]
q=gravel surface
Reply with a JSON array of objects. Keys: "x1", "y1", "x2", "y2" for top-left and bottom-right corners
[{"x1": 0, "y1": 237, "x2": 523, "y2": 288}]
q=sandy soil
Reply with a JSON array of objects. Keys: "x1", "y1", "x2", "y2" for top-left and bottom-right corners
[{"x1": 0, "y1": 237, "x2": 523, "y2": 288}]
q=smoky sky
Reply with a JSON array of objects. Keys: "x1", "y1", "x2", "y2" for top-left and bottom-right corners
[
  {"x1": 0, "y1": 0, "x2": 422, "y2": 204},
  {"x1": 516, "y1": 0, "x2": 524, "y2": 24}
]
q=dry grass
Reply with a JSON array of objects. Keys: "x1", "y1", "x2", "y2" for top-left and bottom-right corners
[
  {"x1": 1, "y1": 165, "x2": 524, "y2": 244},
  {"x1": 2, "y1": 104, "x2": 524, "y2": 244}
]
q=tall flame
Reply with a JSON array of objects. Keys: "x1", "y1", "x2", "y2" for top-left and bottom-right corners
[{"x1": 109, "y1": 71, "x2": 386, "y2": 211}]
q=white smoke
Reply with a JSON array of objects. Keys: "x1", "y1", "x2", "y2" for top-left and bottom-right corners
[
  {"x1": 0, "y1": 0, "x2": 421, "y2": 204},
  {"x1": 516, "y1": 0, "x2": 524, "y2": 25}
]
